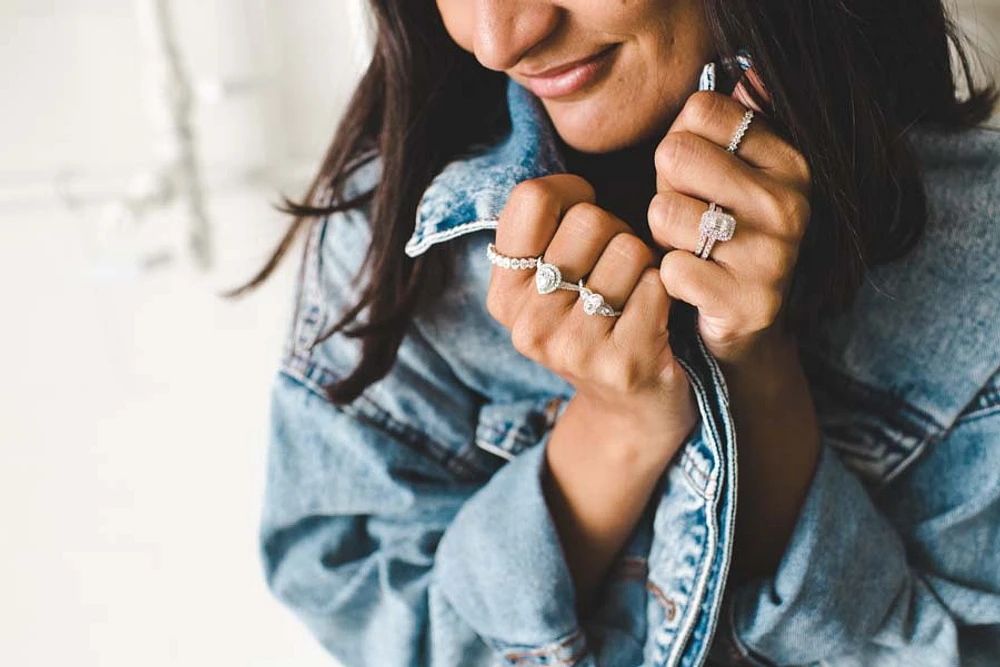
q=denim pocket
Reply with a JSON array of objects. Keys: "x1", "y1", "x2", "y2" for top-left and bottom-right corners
[
  {"x1": 804, "y1": 354, "x2": 941, "y2": 486},
  {"x1": 464, "y1": 395, "x2": 567, "y2": 477}
]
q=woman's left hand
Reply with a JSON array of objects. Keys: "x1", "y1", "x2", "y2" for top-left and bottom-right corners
[{"x1": 649, "y1": 87, "x2": 812, "y2": 364}]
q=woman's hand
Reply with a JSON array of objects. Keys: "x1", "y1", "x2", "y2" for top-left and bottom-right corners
[
  {"x1": 486, "y1": 173, "x2": 697, "y2": 464},
  {"x1": 649, "y1": 88, "x2": 812, "y2": 365},
  {"x1": 649, "y1": 83, "x2": 823, "y2": 582}
]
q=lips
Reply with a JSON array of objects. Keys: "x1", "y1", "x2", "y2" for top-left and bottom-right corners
[{"x1": 518, "y1": 45, "x2": 619, "y2": 99}]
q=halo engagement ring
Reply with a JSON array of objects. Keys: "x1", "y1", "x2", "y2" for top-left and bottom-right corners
[
  {"x1": 577, "y1": 280, "x2": 622, "y2": 318},
  {"x1": 486, "y1": 242, "x2": 581, "y2": 295},
  {"x1": 695, "y1": 110, "x2": 752, "y2": 261},
  {"x1": 695, "y1": 203, "x2": 737, "y2": 260}
]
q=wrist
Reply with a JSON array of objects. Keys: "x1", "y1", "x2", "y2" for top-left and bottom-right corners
[{"x1": 567, "y1": 386, "x2": 697, "y2": 470}]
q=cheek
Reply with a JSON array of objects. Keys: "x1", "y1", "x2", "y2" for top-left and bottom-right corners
[
  {"x1": 544, "y1": 35, "x2": 713, "y2": 152},
  {"x1": 435, "y1": 0, "x2": 475, "y2": 53}
]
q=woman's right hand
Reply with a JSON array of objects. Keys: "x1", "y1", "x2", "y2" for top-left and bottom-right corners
[{"x1": 486, "y1": 174, "x2": 698, "y2": 464}]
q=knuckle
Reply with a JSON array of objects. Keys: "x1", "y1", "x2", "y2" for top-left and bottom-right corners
[
  {"x1": 659, "y1": 250, "x2": 688, "y2": 284},
  {"x1": 506, "y1": 179, "x2": 556, "y2": 214},
  {"x1": 786, "y1": 193, "x2": 812, "y2": 237},
  {"x1": 638, "y1": 267, "x2": 663, "y2": 290},
  {"x1": 787, "y1": 148, "x2": 812, "y2": 189},
  {"x1": 647, "y1": 194, "x2": 679, "y2": 235},
  {"x1": 510, "y1": 317, "x2": 545, "y2": 357},
  {"x1": 750, "y1": 290, "x2": 783, "y2": 330},
  {"x1": 759, "y1": 187, "x2": 791, "y2": 229},
  {"x1": 683, "y1": 91, "x2": 723, "y2": 129},
  {"x1": 655, "y1": 133, "x2": 697, "y2": 178},
  {"x1": 563, "y1": 202, "x2": 611, "y2": 237},
  {"x1": 604, "y1": 232, "x2": 653, "y2": 268}
]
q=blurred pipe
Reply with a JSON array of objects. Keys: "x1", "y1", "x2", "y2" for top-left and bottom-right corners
[
  {"x1": 346, "y1": 0, "x2": 374, "y2": 69},
  {"x1": 133, "y1": 0, "x2": 212, "y2": 270}
]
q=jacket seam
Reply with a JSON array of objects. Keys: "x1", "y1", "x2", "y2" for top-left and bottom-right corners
[
  {"x1": 278, "y1": 359, "x2": 487, "y2": 480},
  {"x1": 500, "y1": 628, "x2": 589, "y2": 666},
  {"x1": 405, "y1": 218, "x2": 500, "y2": 257}
]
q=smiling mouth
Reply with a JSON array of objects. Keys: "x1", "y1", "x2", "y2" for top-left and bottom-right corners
[{"x1": 518, "y1": 45, "x2": 620, "y2": 100}]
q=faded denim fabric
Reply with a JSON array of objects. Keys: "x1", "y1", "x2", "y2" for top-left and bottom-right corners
[{"x1": 260, "y1": 77, "x2": 1000, "y2": 667}]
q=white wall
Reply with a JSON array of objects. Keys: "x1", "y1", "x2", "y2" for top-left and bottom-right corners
[{"x1": 0, "y1": 3, "x2": 996, "y2": 667}]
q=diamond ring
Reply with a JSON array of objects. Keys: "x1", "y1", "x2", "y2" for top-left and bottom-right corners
[
  {"x1": 577, "y1": 280, "x2": 622, "y2": 317},
  {"x1": 486, "y1": 243, "x2": 579, "y2": 295},
  {"x1": 727, "y1": 109, "x2": 754, "y2": 154},
  {"x1": 695, "y1": 203, "x2": 737, "y2": 260},
  {"x1": 534, "y1": 258, "x2": 582, "y2": 295}
]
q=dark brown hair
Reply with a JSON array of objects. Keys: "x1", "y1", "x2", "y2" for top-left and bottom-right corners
[{"x1": 230, "y1": 0, "x2": 996, "y2": 405}]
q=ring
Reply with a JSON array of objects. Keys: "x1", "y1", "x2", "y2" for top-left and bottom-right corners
[
  {"x1": 487, "y1": 243, "x2": 580, "y2": 295},
  {"x1": 487, "y1": 242, "x2": 538, "y2": 271},
  {"x1": 727, "y1": 109, "x2": 754, "y2": 154},
  {"x1": 577, "y1": 280, "x2": 622, "y2": 317},
  {"x1": 534, "y1": 258, "x2": 582, "y2": 295},
  {"x1": 695, "y1": 202, "x2": 737, "y2": 260}
]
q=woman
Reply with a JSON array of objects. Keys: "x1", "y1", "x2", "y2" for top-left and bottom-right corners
[{"x1": 242, "y1": 1, "x2": 999, "y2": 665}]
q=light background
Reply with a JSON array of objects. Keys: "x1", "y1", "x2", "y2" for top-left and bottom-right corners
[{"x1": 0, "y1": 2, "x2": 996, "y2": 666}]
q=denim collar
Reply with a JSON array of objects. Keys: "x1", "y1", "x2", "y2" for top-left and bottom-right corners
[{"x1": 404, "y1": 78, "x2": 566, "y2": 257}]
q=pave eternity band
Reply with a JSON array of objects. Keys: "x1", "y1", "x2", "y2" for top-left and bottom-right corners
[
  {"x1": 727, "y1": 109, "x2": 754, "y2": 154},
  {"x1": 487, "y1": 242, "x2": 580, "y2": 295}
]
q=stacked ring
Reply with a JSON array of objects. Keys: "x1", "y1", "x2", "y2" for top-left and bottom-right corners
[
  {"x1": 698, "y1": 107, "x2": 754, "y2": 261},
  {"x1": 486, "y1": 242, "x2": 622, "y2": 318}
]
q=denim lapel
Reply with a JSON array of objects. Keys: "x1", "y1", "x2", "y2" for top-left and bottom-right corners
[{"x1": 404, "y1": 78, "x2": 566, "y2": 257}]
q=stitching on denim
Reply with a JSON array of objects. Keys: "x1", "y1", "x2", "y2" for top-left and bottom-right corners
[
  {"x1": 664, "y1": 325, "x2": 729, "y2": 666},
  {"x1": 405, "y1": 218, "x2": 499, "y2": 257},
  {"x1": 955, "y1": 368, "x2": 1000, "y2": 423},
  {"x1": 646, "y1": 579, "x2": 678, "y2": 622},
  {"x1": 678, "y1": 447, "x2": 713, "y2": 499},
  {"x1": 474, "y1": 438, "x2": 516, "y2": 462},
  {"x1": 802, "y1": 353, "x2": 943, "y2": 487},
  {"x1": 502, "y1": 628, "x2": 588, "y2": 666}
]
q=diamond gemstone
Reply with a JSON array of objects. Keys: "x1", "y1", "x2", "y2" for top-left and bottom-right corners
[
  {"x1": 583, "y1": 293, "x2": 605, "y2": 315},
  {"x1": 536, "y1": 263, "x2": 562, "y2": 294},
  {"x1": 699, "y1": 209, "x2": 736, "y2": 241}
]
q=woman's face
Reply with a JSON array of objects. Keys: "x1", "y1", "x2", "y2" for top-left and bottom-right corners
[{"x1": 436, "y1": 0, "x2": 714, "y2": 154}]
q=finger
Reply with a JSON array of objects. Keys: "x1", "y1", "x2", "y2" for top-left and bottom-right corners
[
  {"x1": 655, "y1": 131, "x2": 776, "y2": 225},
  {"x1": 495, "y1": 174, "x2": 596, "y2": 262},
  {"x1": 666, "y1": 91, "x2": 779, "y2": 170},
  {"x1": 615, "y1": 267, "x2": 671, "y2": 352},
  {"x1": 579, "y1": 232, "x2": 656, "y2": 319},
  {"x1": 647, "y1": 191, "x2": 772, "y2": 269},
  {"x1": 659, "y1": 250, "x2": 739, "y2": 319},
  {"x1": 647, "y1": 191, "x2": 709, "y2": 252},
  {"x1": 489, "y1": 174, "x2": 596, "y2": 323},
  {"x1": 543, "y1": 202, "x2": 633, "y2": 284}
]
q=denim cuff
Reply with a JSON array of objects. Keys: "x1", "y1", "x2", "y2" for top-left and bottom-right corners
[
  {"x1": 433, "y1": 430, "x2": 591, "y2": 664},
  {"x1": 726, "y1": 444, "x2": 911, "y2": 664}
]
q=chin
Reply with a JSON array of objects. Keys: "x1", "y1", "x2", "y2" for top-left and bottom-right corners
[{"x1": 541, "y1": 96, "x2": 676, "y2": 154}]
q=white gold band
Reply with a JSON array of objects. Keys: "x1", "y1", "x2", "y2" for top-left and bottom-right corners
[{"x1": 727, "y1": 109, "x2": 754, "y2": 154}]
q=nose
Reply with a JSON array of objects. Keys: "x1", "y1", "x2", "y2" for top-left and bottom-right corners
[{"x1": 471, "y1": 0, "x2": 561, "y2": 72}]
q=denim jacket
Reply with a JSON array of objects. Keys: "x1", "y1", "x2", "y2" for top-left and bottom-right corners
[{"x1": 260, "y1": 78, "x2": 1000, "y2": 667}]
